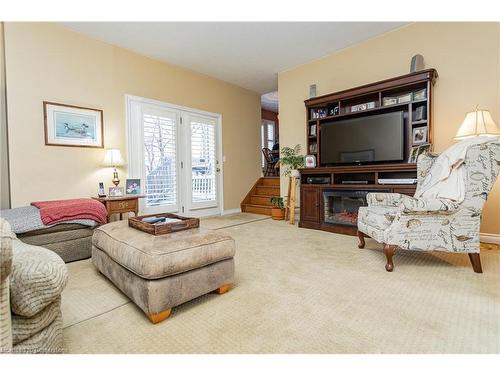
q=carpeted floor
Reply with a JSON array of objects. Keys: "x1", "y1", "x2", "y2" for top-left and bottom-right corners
[{"x1": 61, "y1": 213, "x2": 500, "y2": 353}]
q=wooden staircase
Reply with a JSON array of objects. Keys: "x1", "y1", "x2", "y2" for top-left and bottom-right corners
[{"x1": 241, "y1": 177, "x2": 280, "y2": 215}]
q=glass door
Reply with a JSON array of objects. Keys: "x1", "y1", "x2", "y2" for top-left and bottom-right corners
[
  {"x1": 127, "y1": 95, "x2": 222, "y2": 217},
  {"x1": 182, "y1": 113, "x2": 220, "y2": 214}
]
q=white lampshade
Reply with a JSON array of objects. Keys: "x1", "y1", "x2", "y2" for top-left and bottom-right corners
[
  {"x1": 454, "y1": 109, "x2": 500, "y2": 140},
  {"x1": 102, "y1": 149, "x2": 124, "y2": 167}
]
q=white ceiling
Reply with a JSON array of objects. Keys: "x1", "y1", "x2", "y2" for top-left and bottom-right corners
[{"x1": 62, "y1": 22, "x2": 407, "y2": 94}]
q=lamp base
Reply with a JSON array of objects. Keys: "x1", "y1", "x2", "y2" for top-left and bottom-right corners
[{"x1": 112, "y1": 169, "x2": 120, "y2": 186}]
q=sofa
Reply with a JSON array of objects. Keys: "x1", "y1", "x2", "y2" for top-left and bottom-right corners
[{"x1": 0, "y1": 218, "x2": 68, "y2": 354}]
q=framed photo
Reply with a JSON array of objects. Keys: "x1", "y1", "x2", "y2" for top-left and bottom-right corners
[
  {"x1": 413, "y1": 88, "x2": 427, "y2": 101},
  {"x1": 43, "y1": 101, "x2": 104, "y2": 148},
  {"x1": 305, "y1": 155, "x2": 317, "y2": 168},
  {"x1": 126, "y1": 179, "x2": 141, "y2": 195},
  {"x1": 109, "y1": 186, "x2": 124, "y2": 197},
  {"x1": 397, "y1": 93, "x2": 412, "y2": 104},
  {"x1": 412, "y1": 126, "x2": 428, "y2": 145},
  {"x1": 408, "y1": 146, "x2": 419, "y2": 163},
  {"x1": 318, "y1": 108, "x2": 328, "y2": 118},
  {"x1": 415, "y1": 144, "x2": 432, "y2": 162},
  {"x1": 310, "y1": 124, "x2": 317, "y2": 136},
  {"x1": 383, "y1": 97, "x2": 397, "y2": 106}
]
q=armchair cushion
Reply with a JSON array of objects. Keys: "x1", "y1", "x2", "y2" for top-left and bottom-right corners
[
  {"x1": 366, "y1": 192, "x2": 406, "y2": 207},
  {"x1": 399, "y1": 197, "x2": 460, "y2": 214},
  {"x1": 10, "y1": 240, "x2": 68, "y2": 317}
]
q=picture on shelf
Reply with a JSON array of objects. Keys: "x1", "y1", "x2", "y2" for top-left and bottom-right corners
[
  {"x1": 408, "y1": 146, "x2": 419, "y2": 163},
  {"x1": 414, "y1": 106, "x2": 426, "y2": 121},
  {"x1": 305, "y1": 155, "x2": 316, "y2": 168},
  {"x1": 126, "y1": 179, "x2": 141, "y2": 195},
  {"x1": 413, "y1": 88, "x2": 427, "y2": 101},
  {"x1": 415, "y1": 144, "x2": 432, "y2": 162},
  {"x1": 382, "y1": 97, "x2": 397, "y2": 106},
  {"x1": 412, "y1": 126, "x2": 428, "y2": 145},
  {"x1": 408, "y1": 144, "x2": 432, "y2": 163},
  {"x1": 350, "y1": 101, "x2": 376, "y2": 113},
  {"x1": 309, "y1": 124, "x2": 317, "y2": 136},
  {"x1": 397, "y1": 93, "x2": 412, "y2": 104},
  {"x1": 318, "y1": 108, "x2": 327, "y2": 118},
  {"x1": 309, "y1": 143, "x2": 317, "y2": 153},
  {"x1": 109, "y1": 186, "x2": 124, "y2": 197}
]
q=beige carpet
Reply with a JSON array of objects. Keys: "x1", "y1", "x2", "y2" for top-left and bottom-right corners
[{"x1": 61, "y1": 213, "x2": 500, "y2": 353}]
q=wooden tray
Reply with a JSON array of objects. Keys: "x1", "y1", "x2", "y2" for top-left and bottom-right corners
[{"x1": 128, "y1": 213, "x2": 200, "y2": 235}]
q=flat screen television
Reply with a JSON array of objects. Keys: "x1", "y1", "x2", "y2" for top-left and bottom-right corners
[{"x1": 320, "y1": 111, "x2": 405, "y2": 165}]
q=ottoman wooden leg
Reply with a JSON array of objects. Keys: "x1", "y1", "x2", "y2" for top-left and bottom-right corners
[
  {"x1": 148, "y1": 308, "x2": 172, "y2": 324},
  {"x1": 213, "y1": 283, "x2": 232, "y2": 295}
]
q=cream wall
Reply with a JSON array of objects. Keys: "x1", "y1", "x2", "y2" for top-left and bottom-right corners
[
  {"x1": 279, "y1": 22, "x2": 500, "y2": 235},
  {"x1": 4, "y1": 22, "x2": 261, "y2": 211}
]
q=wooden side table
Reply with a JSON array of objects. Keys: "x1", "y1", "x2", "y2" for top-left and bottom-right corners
[{"x1": 92, "y1": 195, "x2": 145, "y2": 222}]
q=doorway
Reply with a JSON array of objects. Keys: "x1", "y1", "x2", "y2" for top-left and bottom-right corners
[{"x1": 126, "y1": 95, "x2": 223, "y2": 217}]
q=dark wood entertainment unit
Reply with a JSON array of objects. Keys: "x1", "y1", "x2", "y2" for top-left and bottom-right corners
[{"x1": 299, "y1": 69, "x2": 438, "y2": 236}]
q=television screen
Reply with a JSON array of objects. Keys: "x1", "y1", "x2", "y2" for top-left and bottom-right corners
[{"x1": 320, "y1": 111, "x2": 404, "y2": 165}]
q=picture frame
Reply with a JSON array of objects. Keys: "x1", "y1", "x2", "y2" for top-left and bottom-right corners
[
  {"x1": 109, "y1": 186, "x2": 124, "y2": 197},
  {"x1": 126, "y1": 179, "x2": 141, "y2": 195},
  {"x1": 309, "y1": 124, "x2": 317, "y2": 136},
  {"x1": 415, "y1": 144, "x2": 432, "y2": 162},
  {"x1": 305, "y1": 155, "x2": 317, "y2": 168},
  {"x1": 318, "y1": 108, "x2": 328, "y2": 118},
  {"x1": 412, "y1": 126, "x2": 428, "y2": 145},
  {"x1": 43, "y1": 101, "x2": 104, "y2": 148},
  {"x1": 408, "y1": 146, "x2": 419, "y2": 163},
  {"x1": 397, "y1": 93, "x2": 412, "y2": 104},
  {"x1": 382, "y1": 97, "x2": 398, "y2": 106},
  {"x1": 413, "y1": 88, "x2": 427, "y2": 101}
]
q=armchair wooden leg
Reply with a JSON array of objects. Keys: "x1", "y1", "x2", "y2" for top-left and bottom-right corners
[
  {"x1": 384, "y1": 244, "x2": 397, "y2": 272},
  {"x1": 468, "y1": 253, "x2": 483, "y2": 273},
  {"x1": 357, "y1": 230, "x2": 366, "y2": 249}
]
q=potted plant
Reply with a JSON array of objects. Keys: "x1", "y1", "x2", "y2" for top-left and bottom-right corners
[
  {"x1": 280, "y1": 144, "x2": 305, "y2": 177},
  {"x1": 270, "y1": 196, "x2": 285, "y2": 220}
]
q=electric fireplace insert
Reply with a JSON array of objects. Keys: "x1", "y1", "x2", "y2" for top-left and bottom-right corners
[{"x1": 323, "y1": 189, "x2": 389, "y2": 226}]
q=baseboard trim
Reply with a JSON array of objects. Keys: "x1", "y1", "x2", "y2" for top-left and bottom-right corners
[
  {"x1": 222, "y1": 208, "x2": 242, "y2": 216},
  {"x1": 480, "y1": 233, "x2": 500, "y2": 245}
]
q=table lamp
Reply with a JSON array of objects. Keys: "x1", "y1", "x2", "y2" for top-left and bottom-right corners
[
  {"x1": 454, "y1": 107, "x2": 500, "y2": 140},
  {"x1": 103, "y1": 149, "x2": 124, "y2": 186}
]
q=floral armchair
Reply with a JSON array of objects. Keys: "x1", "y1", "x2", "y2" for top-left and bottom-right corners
[{"x1": 357, "y1": 141, "x2": 500, "y2": 273}]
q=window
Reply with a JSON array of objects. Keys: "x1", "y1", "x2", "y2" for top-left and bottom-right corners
[{"x1": 261, "y1": 120, "x2": 275, "y2": 166}]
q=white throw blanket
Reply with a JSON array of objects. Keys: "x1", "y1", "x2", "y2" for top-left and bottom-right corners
[{"x1": 415, "y1": 136, "x2": 500, "y2": 202}]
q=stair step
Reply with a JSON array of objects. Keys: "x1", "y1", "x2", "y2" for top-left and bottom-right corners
[
  {"x1": 259, "y1": 177, "x2": 280, "y2": 187},
  {"x1": 242, "y1": 204, "x2": 272, "y2": 215},
  {"x1": 256, "y1": 186, "x2": 280, "y2": 196},
  {"x1": 249, "y1": 195, "x2": 273, "y2": 205}
]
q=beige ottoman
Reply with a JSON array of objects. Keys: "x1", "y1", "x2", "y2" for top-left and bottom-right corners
[{"x1": 91, "y1": 221, "x2": 235, "y2": 324}]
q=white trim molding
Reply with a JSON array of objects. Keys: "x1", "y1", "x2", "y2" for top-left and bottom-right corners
[
  {"x1": 222, "y1": 208, "x2": 241, "y2": 216},
  {"x1": 480, "y1": 233, "x2": 500, "y2": 245}
]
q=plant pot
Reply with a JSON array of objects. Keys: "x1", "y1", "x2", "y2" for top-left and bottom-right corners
[
  {"x1": 290, "y1": 169, "x2": 300, "y2": 178},
  {"x1": 271, "y1": 207, "x2": 285, "y2": 220}
]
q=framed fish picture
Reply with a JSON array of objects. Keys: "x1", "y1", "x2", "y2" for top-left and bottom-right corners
[{"x1": 43, "y1": 101, "x2": 104, "y2": 148}]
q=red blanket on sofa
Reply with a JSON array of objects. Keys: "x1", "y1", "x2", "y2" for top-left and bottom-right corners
[{"x1": 31, "y1": 198, "x2": 108, "y2": 225}]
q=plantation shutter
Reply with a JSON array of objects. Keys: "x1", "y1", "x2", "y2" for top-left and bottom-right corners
[
  {"x1": 188, "y1": 115, "x2": 218, "y2": 208},
  {"x1": 142, "y1": 108, "x2": 178, "y2": 210}
]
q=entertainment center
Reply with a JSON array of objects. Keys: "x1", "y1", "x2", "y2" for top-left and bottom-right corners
[{"x1": 299, "y1": 69, "x2": 438, "y2": 235}]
